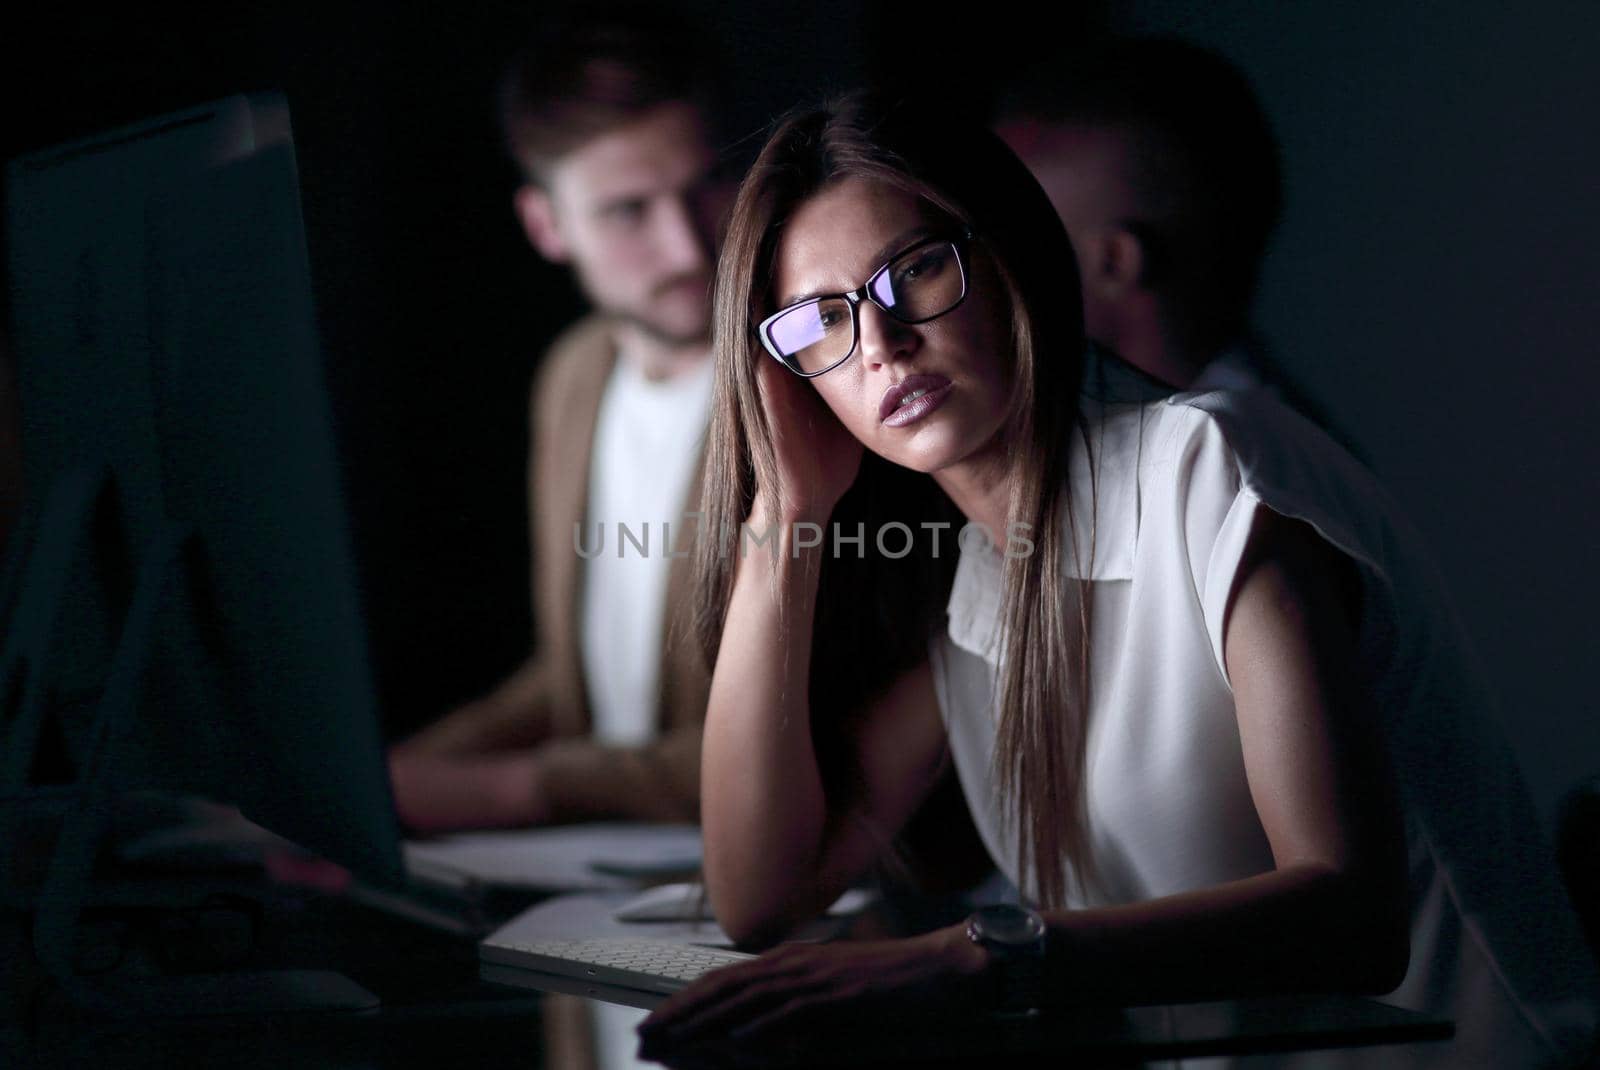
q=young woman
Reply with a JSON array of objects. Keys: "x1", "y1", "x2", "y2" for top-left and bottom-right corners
[{"x1": 637, "y1": 94, "x2": 1596, "y2": 1068}]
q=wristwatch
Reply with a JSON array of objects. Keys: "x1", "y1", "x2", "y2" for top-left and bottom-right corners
[{"x1": 964, "y1": 902, "x2": 1047, "y2": 1015}]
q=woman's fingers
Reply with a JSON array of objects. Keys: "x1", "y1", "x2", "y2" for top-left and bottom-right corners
[
  {"x1": 726, "y1": 984, "x2": 861, "y2": 1044},
  {"x1": 643, "y1": 973, "x2": 872, "y2": 1066},
  {"x1": 642, "y1": 957, "x2": 787, "y2": 1034},
  {"x1": 751, "y1": 356, "x2": 862, "y2": 519},
  {"x1": 641, "y1": 937, "x2": 982, "y2": 1062},
  {"x1": 639, "y1": 951, "x2": 828, "y2": 1055}
]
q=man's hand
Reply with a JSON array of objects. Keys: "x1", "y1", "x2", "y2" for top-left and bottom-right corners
[
  {"x1": 386, "y1": 748, "x2": 548, "y2": 834},
  {"x1": 636, "y1": 927, "x2": 991, "y2": 1067}
]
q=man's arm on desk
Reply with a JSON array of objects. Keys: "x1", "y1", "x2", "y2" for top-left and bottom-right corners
[
  {"x1": 389, "y1": 656, "x2": 557, "y2": 832},
  {"x1": 523, "y1": 725, "x2": 701, "y2": 825},
  {"x1": 388, "y1": 733, "x2": 702, "y2": 832},
  {"x1": 390, "y1": 696, "x2": 701, "y2": 832},
  {"x1": 398, "y1": 656, "x2": 560, "y2": 756}
]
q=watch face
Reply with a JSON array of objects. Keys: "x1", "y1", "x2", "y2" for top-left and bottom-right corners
[{"x1": 970, "y1": 903, "x2": 1046, "y2": 947}]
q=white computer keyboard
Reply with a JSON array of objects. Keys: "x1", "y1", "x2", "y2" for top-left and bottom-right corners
[{"x1": 484, "y1": 936, "x2": 755, "y2": 995}]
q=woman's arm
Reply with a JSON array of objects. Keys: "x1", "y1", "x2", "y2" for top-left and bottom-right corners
[
  {"x1": 702, "y1": 357, "x2": 951, "y2": 945},
  {"x1": 702, "y1": 497, "x2": 950, "y2": 944},
  {"x1": 641, "y1": 510, "x2": 1409, "y2": 1064},
  {"x1": 1035, "y1": 508, "x2": 1409, "y2": 1001}
]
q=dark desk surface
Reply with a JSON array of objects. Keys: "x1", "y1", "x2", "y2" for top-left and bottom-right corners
[
  {"x1": 682, "y1": 994, "x2": 1452, "y2": 1069},
  {"x1": 2, "y1": 879, "x2": 1453, "y2": 1070},
  {"x1": 7, "y1": 888, "x2": 552, "y2": 1070}
]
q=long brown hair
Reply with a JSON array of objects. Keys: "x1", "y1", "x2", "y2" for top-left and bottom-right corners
[{"x1": 691, "y1": 93, "x2": 1095, "y2": 907}]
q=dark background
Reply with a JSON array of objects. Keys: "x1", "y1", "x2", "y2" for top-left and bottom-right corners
[{"x1": 4, "y1": 1, "x2": 1595, "y2": 827}]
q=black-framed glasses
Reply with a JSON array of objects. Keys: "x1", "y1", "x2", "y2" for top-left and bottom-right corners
[{"x1": 757, "y1": 233, "x2": 971, "y2": 377}]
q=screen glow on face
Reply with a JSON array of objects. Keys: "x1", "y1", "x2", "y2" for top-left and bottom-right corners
[{"x1": 760, "y1": 236, "x2": 967, "y2": 376}]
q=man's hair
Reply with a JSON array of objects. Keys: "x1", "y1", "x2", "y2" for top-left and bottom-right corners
[
  {"x1": 999, "y1": 36, "x2": 1283, "y2": 333},
  {"x1": 498, "y1": 5, "x2": 719, "y2": 185}
]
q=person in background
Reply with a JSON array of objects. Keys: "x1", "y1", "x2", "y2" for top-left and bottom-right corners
[
  {"x1": 387, "y1": 10, "x2": 735, "y2": 1070},
  {"x1": 994, "y1": 36, "x2": 1285, "y2": 395},
  {"x1": 388, "y1": 8, "x2": 731, "y2": 835}
]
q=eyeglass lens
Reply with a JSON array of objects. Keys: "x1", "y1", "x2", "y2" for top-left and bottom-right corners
[{"x1": 767, "y1": 241, "x2": 964, "y2": 374}]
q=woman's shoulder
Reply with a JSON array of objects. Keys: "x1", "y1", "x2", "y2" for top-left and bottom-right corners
[
  {"x1": 1073, "y1": 388, "x2": 1404, "y2": 588},
  {"x1": 1081, "y1": 388, "x2": 1376, "y2": 503}
]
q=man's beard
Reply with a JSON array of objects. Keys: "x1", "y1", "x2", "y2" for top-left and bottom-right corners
[{"x1": 603, "y1": 271, "x2": 713, "y2": 349}]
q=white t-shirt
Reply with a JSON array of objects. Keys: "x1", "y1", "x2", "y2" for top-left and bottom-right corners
[
  {"x1": 930, "y1": 387, "x2": 1597, "y2": 1068},
  {"x1": 579, "y1": 350, "x2": 714, "y2": 747}
]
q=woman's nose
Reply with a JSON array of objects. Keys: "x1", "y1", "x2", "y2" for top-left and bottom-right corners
[{"x1": 858, "y1": 301, "x2": 919, "y2": 368}]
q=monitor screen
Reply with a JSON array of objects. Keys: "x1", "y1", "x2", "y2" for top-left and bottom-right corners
[{"x1": 5, "y1": 94, "x2": 405, "y2": 887}]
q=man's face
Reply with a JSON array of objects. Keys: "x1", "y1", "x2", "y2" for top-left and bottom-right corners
[{"x1": 533, "y1": 101, "x2": 728, "y2": 347}]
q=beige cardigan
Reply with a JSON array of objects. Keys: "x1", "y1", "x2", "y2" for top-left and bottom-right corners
[{"x1": 406, "y1": 315, "x2": 711, "y2": 823}]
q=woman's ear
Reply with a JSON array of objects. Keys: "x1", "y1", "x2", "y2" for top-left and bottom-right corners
[{"x1": 513, "y1": 185, "x2": 569, "y2": 263}]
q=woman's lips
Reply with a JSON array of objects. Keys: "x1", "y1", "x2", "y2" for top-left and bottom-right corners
[{"x1": 880, "y1": 374, "x2": 954, "y2": 427}]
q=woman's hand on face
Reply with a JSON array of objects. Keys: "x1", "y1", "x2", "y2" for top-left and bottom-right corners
[
  {"x1": 636, "y1": 928, "x2": 990, "y2": 1067},
  {"x1": 752, "y1": 354, "x2": 863, "y2": 525}
]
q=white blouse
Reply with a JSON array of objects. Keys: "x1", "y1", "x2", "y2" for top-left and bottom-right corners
[{"x1": 930, "y1": 386, "x2": 1597, "y2": 1068}]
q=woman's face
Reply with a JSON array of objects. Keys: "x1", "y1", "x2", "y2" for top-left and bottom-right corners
[{"x1": 769, "y1": 177, "x2": 1016, "y2": 476}]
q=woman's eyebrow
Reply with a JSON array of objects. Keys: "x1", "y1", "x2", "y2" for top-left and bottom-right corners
[{"x1": 777, "y1": 226, "x2": 938, "y2": 309}]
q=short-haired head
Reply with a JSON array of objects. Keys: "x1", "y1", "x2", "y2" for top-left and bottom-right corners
[
  {"x1": 998, "y1": 36, "x2": 1283, "y2": 344},
  {"x1": 499, "y1": 4, "x2": 721, "y2": 185}
]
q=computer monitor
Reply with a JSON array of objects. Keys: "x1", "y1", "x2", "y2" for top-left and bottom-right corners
[{"x1": 3, "y1": 94, "x2": 405, "y2": 891}]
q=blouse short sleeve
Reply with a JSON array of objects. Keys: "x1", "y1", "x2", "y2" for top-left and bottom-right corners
[
  {"x1": 1138, "y1": 392, "x2": 1599, "y2": 1066},
  {"x1": 1166, "y1": 407, "x2": 1268, "y2": 687},
  {"x1": 1155, "y1": 393, "x2": 1401, "y2": 688},
  {"x1": 935, "y1": 385, "x2": 1597, "y2": 1067}
]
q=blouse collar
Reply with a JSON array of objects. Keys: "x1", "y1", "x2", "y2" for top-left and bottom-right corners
[{"x1": 945, "y1": 383, "x2": 1151, "y2": 665}]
